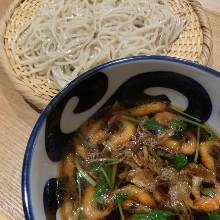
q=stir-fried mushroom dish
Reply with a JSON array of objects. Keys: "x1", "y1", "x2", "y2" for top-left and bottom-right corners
[{"x1": 60, "y1": 101, "x2": 220, "y2": 220}]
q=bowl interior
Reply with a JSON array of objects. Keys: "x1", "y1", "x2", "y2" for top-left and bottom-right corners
[{"x1": 22, "y1": 56, "x2": 220, "y2": 220}]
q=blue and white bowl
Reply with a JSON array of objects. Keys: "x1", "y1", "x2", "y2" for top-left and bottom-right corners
[{"x1": 22, "y1": 56, "x2": 220, "y2": 220}]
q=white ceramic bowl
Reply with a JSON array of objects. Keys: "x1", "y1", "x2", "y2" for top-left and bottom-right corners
[{"x1": 22, "y1": 56, "x2": 220, "y2": 220}]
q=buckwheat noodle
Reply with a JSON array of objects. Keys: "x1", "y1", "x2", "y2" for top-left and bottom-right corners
[{"x1": 11, "y1": 0, "x2": 185, "y2": 88}]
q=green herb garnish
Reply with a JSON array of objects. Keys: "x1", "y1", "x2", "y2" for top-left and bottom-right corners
[
  {"x1": 170, "y1": 107, "x2": 218, "y2": 145},
  {"x1": 170, "y1": 106, "x2": 201, "y2": 122},
  {"x1": 205, "y1": 131, "x2": 217, "y2": 141},
  {"x1": 132, "y1": 210, "x2": 176, "y2": 220},
  {"x1": 194, "y1": 127, "x2": 201, "y2": 163},
  {"x1": 145, "y1": 119, "x2": 166, "y2": 134},
  {"x1": 115, "y1": 193, "x2": 129, "y2": 204},
  {"x1": 95, "y1": 178, "x2": 110, "y2": 204},
  {"x1": 94, "y1": 166, "x2": 113, "y2": 204},
  {"x1": 208, "y1": 210, "x2": 220, "y2": 220},
  {"x1": 76, "y1": 171, "x2": 82, "y2": 203},
  {"x1": 118, "y1": 203, "x2": 125, "y2": 220},
  {"x1": 204, "y1": 126, "x2": 218, "y2": 141},
  {"x1": 75, "y1": 159, "x2": 96, "y2": 187},
  {"x1": 90, "y1": 158, "x2": 122, "y2": 165},
  {"x1": 157, "y1": 150, "x2": 188, "y2": 171},
  {"x1": 177, "y1": 116, "x2": 217, "y2": 143},
  {"x1": 170, "y1": 119, "x2": 186, "y2": 131},
  {"x1": 177, "y1": 116, "x2": 202, "y2": 128},
  {"x1": 170, "y1": 154, "x2": 188, "y2": 171},
  {"x1": 116, "y1": 193, "x2": 128, "y2": 220},
  {"x1": 100, "y1": 167, "x2": 112, "y2": 189},
  {"x1": 200, "y1": 184, "x2": 216, "y2": 198}
]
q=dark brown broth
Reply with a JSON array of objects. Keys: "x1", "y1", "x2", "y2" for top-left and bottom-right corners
[{"x1": 59, "y1": 102, "x2": 220, "y2": 220}]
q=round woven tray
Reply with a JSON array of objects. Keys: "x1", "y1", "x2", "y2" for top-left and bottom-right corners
[{"x1": 0, "y1": 0, "x2": 212, "y2": 110}]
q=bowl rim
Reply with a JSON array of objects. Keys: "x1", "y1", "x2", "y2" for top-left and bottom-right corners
[{"x1": 22, "y1": 55, "x2": 220, "y2": 220}]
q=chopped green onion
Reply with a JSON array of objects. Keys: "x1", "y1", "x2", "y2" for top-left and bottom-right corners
[
  {"x1": 118, "y1": 203, "x2": 125, "y2": 220},
  {"x1": 170, "y1": 119, "x2": 186, "y2": 131},
  {"x1": 145, "y1": 119, "x2": 166, "y2": 134},
  {"x1": 111, "y1": 164, "x2": 117, "y2": 188},
  {"x1": 170, "y1": 105, "x2": 201, "y2": 122},
  {"x1": 132, "y1": 210, "x2": 176, "y2": 220},
  {"x1": 75, "y1": 159, "x2": 96, "y2": 187},
  {"x1": 200, "y1": 185, "x2": 216, "y2": 198},
  {"x1": 76, "y1": 172, "x2": 82, "y2": 203},
  {"x1": 194, "y1": 127, "x2": 201, "y2": 163},
  {"x1": 208, "y1": 210, "x2": 220, "y2": 220},
  {"x1": 170, "y1": 154, "x2": 188, "y2": 171}
]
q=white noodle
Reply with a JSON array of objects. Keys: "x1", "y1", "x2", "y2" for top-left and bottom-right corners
[{"x1": 11, "y1": 0, "x2": 186, "y2": 88}]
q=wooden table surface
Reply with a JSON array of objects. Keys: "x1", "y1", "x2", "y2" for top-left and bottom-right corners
[{"x1": 0, "y1": 0, "x2": 220, "y2": 219}]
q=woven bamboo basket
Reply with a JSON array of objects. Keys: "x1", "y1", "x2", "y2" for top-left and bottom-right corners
[{"x1": 0, "y1": 0, "x2": 212, "y2": 110}]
